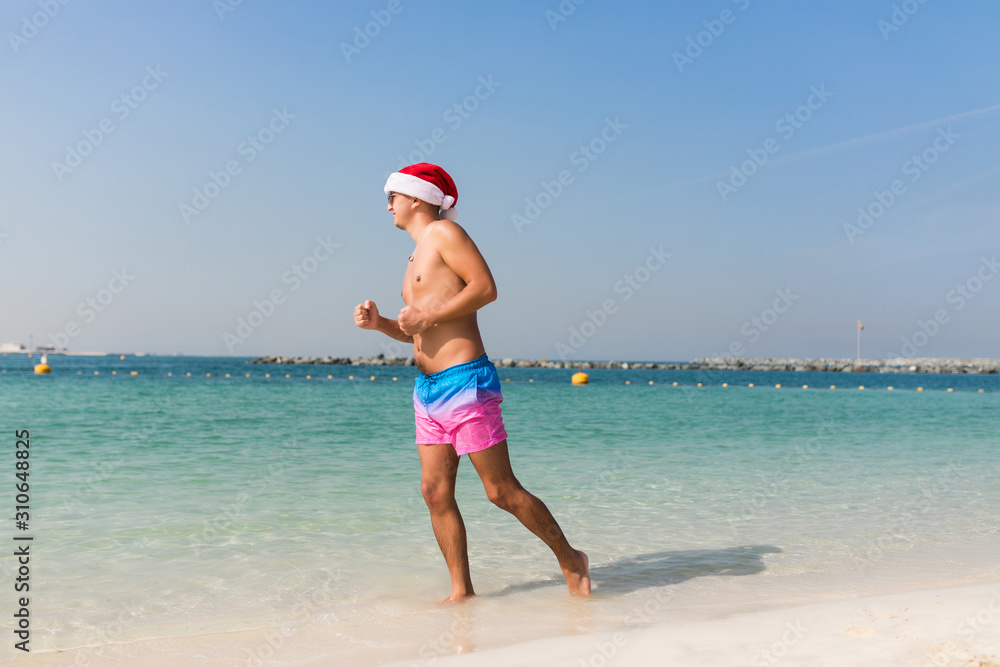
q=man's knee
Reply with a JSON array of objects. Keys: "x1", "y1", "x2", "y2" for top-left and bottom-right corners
[
  {"x1": 484, "y1": 481, "x2": 521, "y2": 512},
  {"x1": 421, "y1": 480, "x2": 453, "y2": 512}
]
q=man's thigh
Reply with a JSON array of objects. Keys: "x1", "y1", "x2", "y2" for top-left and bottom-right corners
[{"x1": 418, "y1": 443, "x2": 461, "y2": 487}]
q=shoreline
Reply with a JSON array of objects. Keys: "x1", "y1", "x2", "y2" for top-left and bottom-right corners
[
  {"x1": 21, "y1": 578, "x2": 1000, "y2": 666},
  {"x1": 385, "y1": 579, "x2": 1000, "y2": 667},
  {"x1": 248, "y1": 354, "x2": 1000, "y2": 374}
]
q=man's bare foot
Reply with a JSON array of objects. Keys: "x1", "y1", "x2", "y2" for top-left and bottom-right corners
[
  {"x1": 563, "y1": 550, "x2": 591, "y2": 597},
  {"x1": 442, "y1": 590, "x2": 476, "y2": 603}
]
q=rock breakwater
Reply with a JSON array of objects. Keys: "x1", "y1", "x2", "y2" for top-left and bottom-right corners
[{"x1": 247, "y1": 355, "x2": 999, "y2": 374}]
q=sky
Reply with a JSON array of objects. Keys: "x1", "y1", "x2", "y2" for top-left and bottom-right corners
[{"x1": 2, "y1": 0, "x2": 998, "y2": 361}]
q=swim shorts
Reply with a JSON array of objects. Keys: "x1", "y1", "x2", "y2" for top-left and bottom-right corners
[{"x1": 413, "y1": 354, "x2": 507, "y2": 455}]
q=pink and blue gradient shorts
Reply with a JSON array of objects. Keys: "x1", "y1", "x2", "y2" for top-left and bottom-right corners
[{"x1": 413, "y1": 354, "x2": 508, "y2": 455}]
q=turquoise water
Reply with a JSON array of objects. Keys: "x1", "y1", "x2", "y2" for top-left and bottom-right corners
[{"x1": 2, "y1": 355, "x2": 999, "y2": 664}]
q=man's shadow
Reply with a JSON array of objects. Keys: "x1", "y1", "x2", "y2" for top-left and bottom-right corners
[{"x1": 491, "y1": 545, "x2": 782, "y2": 596}]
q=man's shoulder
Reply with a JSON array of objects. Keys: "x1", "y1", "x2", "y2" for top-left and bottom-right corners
[{"x1": 431, "y1": 219, "x2": 472, "y2": 244}]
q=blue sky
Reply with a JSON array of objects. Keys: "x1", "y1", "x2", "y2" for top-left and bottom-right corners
[{"x1": 2, "y1": 0, "x2": 998, "y2": 361}]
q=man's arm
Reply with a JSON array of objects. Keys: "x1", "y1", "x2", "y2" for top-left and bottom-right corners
[
  {"x1": 377, "y1": 317, "x2": 414, "y2": 344},
  {"x1": 398, "y1": 222, "x2": 497, "y2": 335},
  {"x1": 355, "y1": 300, "x2": 414, "y2": 343}
]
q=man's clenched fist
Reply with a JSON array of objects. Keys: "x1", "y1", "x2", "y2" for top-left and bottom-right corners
[{"x1": 354, "y1": 300, "x2": 380, "y2": 330}]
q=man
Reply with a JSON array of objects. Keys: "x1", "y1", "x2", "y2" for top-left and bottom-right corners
[{"x1": 354, "y1": 162, "x2": 590, "y2": 600}]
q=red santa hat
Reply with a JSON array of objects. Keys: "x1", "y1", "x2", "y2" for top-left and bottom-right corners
[{"x1": 384, "y1": 163, "x2": 458, "y2": 220}]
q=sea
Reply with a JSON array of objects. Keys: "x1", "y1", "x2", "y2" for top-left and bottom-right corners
[{"x1": 2, "y1": 354, "x2": 998, "y2": 665}]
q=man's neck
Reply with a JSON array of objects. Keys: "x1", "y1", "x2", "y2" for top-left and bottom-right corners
[{"x1": 407, "y1": 214, "x2": 440, "y2": 244}]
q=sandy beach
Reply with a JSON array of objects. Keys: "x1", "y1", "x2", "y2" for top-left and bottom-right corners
[
  {"x1": 17, "y1": 579, "x2": 999, "y2": 666},
  {"x1": 385, "y1": 580, "x2": 1000, "y2": 667}
]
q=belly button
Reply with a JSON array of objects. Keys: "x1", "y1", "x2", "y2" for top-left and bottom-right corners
[{"x1": 416, "y1": 275, "x2": 421, "y2": 282}]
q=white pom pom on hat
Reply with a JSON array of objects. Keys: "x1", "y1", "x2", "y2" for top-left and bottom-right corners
[{"x1": 384, "y1": 163, "x2": 459, "y2": 220}]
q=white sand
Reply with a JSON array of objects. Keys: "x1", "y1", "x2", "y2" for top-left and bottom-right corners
[
  {"x1": 379, "y1": 581, "x2": 1000, "y2": 667},
  {"x1": 17, "y1": 580, "x2": 1000, "y2": 666}
]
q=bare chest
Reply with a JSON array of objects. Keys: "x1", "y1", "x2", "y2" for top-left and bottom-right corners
[{"x1": 401, "y1": 247, "x2": 463, "y2": 308}]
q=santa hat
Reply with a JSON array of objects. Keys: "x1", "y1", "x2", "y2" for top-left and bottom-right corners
[{"x1": 384, "y1": 163, "x2": 458, "y2": 220}]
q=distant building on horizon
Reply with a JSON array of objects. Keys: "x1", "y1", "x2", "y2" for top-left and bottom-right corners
[{"x1": 1, "y1": 342, "x2": 26, "y2": 353}]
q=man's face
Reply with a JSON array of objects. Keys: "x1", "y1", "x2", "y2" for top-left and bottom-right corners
[{"x1": 387, "y1": 192, "x2": 417, "y2": 228}]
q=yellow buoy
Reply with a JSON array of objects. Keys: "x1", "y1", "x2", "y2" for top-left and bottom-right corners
[
  {"x1": 112, "y1": 371, "x2": 117, "y2": 375},
  {"x1": 722, "y1": 383, "x2": 728, "y2": 387},
  {"x1": 697, "y1": 382, "x2": 703, "y2": 387},
  {"x1": 130, "y1": 371, "x2": 138, "y2": 376},
  {"x1": 265, "y1": 373, "x2": 271, "y2": 378},
  {"x1": 392, "y1": 377, "x2": 398, "y2": 381},
  {"x1": 802, "y1": 385, "x2": 808, "y2": 389},
  {"x1": 887, "y1": 386, "x2": 893, "y2": 391},
  {"x1": 648, "y1": 380, "x2": 654, "y2": 385},
  {"x1": 370, "y1": 376, "x2": 376, "y2": 381},
  {"x1": 672, "y1": 382, "x2": 678, "y2": 386},
  {"x1": 348, "y1": 375, "x2": 354, "y2": 380},
  {"x1": 979, "y1": 389, "x2": 985, "y2": 393},
  {"x1": 306, "y1": 375, "x2": 311, "y2": 379},
  {"x1": 917, "y1": 387, "x2": 923, "y2": 392},
  {"x1": 528, "y1": 378, "x2": 534, "y2": 383},
  {"x1": 225, "y1": 373, "x2": 231, "y2": 378},
  {"x1": 775, "y1": 384, "x2": 781, "y2": 388},
  {"x1": 571, "y1": 372, "x2": 589, "y2": 385},
  {"x1": 748, "y1": 383, "x2": 754, "y2": 387},
  {"x1": 858, "y1": 385, "x2": 864, "y2": 390},
  {"x1": 946, "y1": 388, "x2": 953, "y2": 392},
  {"x1": 830, "y1": 385, "x2": 836, "y2": 390},
  {"x1": 120, "y1": 354, "x2": 125, "y2": 360},
  {"x1": 625, "y1": 380, "x2": 631, "y2": 385},
  {"x1": 34, "y1": 363, "x2": 51, "y2": 374},
  {"x1": 328, "y1": 375, "x2": 333, "y2": 379}
]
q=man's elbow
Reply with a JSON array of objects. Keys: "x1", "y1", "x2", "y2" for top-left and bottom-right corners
[{"x1": 482, "y1": 283, "x2": 498, "y2": 305}]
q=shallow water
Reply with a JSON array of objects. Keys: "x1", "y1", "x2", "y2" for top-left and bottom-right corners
[{"x1": 2, "y1": 355, "x2": 998, "y2": 664}]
